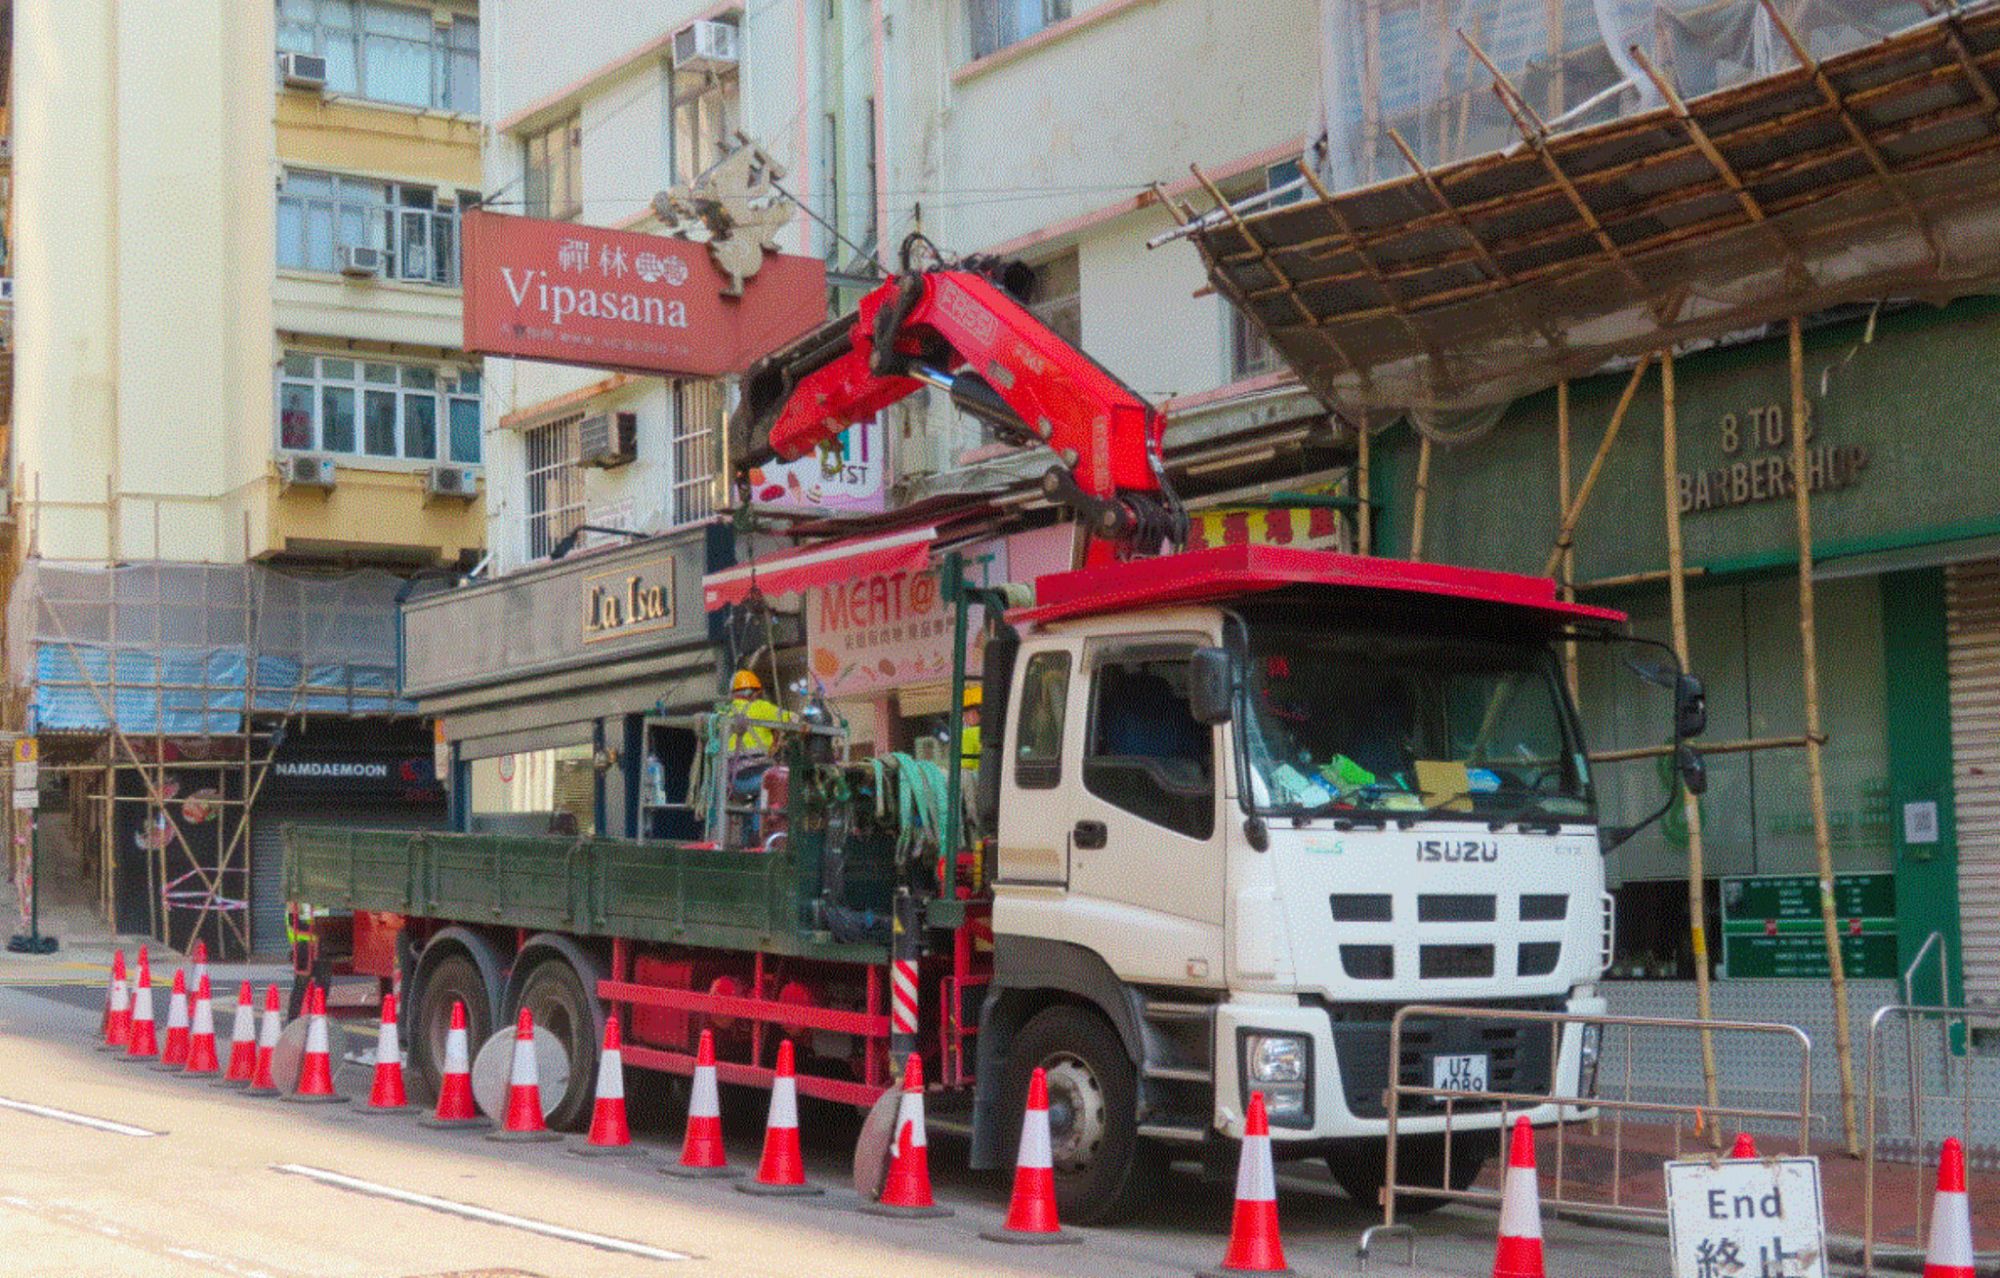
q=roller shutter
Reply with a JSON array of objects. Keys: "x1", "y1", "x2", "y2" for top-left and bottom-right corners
[{"x1": 1947, "y1": 559, "x2": 2000, "y2": 1003}]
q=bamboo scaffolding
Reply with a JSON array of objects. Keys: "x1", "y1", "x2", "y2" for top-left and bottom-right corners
[
  {"x1": 1661, "y1": 350, "x2": 1724, "y2": 1143},
  {"x1": 1542, "y1": 358, "x2": 1651, "y2": 578},
  {"x1": 1409, "y1": 435, "x2": 1432, "y2": 562},
  {"x1": 1559, "y1": 381, "x2": 1580, "y2": 701},
  {"x1": 1791, "y1": 315, "x2": 1860, "y2": 1156}
]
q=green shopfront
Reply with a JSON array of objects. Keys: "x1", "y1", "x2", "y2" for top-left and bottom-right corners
[{"x1": 1370, "y1": 296, "x2": 2000, "y2": 1013}]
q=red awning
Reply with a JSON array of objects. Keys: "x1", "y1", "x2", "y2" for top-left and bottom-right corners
[{"x1": 702, "y1": 526, "x2": 938, "y2": 610}]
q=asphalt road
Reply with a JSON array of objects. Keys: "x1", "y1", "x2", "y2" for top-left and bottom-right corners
[{"x1": 0, "y1": 968, "x2": 1670, "y2": 1278}]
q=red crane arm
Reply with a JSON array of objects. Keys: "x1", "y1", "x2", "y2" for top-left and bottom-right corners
[{"x1": 737, "y1": 268, "x2": 1180, "y2": 557}]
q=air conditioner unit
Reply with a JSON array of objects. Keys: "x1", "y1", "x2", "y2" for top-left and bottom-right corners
[
  {"x1": 279, "y1": 52, "x2": 328, "y2": 90},
  {"x1": 281, "y1": 454, "x2": 337, "y2": 491},
  {"x1": 578, "y1": 411, "x2": 638, "y2": 468},
  {"x1": 425, "y1": 465, "x2": 479, "y2": 501},
  {"x1": 673, "y1": 19, "x2": 740, "y2": 73},
  {"x1": 339, "y1": 244, "x2": 386, "y2": 278}
]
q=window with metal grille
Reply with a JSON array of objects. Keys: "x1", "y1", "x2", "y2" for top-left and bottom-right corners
[
  {"x1": 672, "y1": 381, "x2": 725, "y2": 525},
  {"x1": 1227, "y1": 161, "x2": 1302, "y2": 381},
  {"x1": 671, "y1": 60, "x2": 741, "y2": 188},
  {"x1": 276, "y1": 0, "x2": 479, "y2": 114},
  {"x1": 277, "y1": 352, "x2": 480, "y2": 462},
  {"x1": 523, "y1": 115, "x2": 582, "y2": 221},
  {"x1": 525, "y1": 415, "x2": 585, "y2": 560},
  {"x1": 277, "y1": 170, "x2": 472, "y2": 286},
  {"x1": 966, "y1": 0, "x2": 1070, "y2": 60}
]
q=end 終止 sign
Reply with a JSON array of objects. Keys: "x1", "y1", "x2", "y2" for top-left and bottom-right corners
[
  {"x1": 460, "y1": 210, "x2": 827, "y2": 378},
  {"x1": 1666, "y1": 1154, "x2": 1827, "y2": 1278}
]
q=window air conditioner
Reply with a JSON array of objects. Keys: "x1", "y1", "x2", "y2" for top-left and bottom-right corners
[
  {"x1": 578, "y1": 412, "x2": 638, "y2": 468},
  {"x1": 279, "y1": 52, "x2": 329, "y2": 90},
  {"x1": 425, "y1": 465, "x2": 480, "y2": 501},
  {"x1": 673, "y1": 20, "x2": 740, "y2": 74},
  {"x1": 339, "y1": 244, "x2": 386, "y2": 278},
  {"x1": 282, "y1": 455, "x2": 337, "y2": 491}
]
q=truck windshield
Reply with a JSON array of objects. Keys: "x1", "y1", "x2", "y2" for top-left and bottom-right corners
[{"x1": 1238, "y1": 623, "x2": 1590, "y2": 823}]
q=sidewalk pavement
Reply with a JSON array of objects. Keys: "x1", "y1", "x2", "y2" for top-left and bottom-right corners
[{"x1": 1459, "y1": 1116, "x2": 1998, "y2": 1263}]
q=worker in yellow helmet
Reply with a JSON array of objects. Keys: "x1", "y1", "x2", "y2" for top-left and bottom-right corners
[
  {"x1": 726, "y1": 668, "x2": 791, "y2": 755},
  {"x1": 959, "y1": 682, "x2": 983, "y2": 769}
]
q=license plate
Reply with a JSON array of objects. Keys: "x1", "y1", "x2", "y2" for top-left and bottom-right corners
[{"x1": 1431, "y1": 1053, "x2": 1489, "y2": 1093}]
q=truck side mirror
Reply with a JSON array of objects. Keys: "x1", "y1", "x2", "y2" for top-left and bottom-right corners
[
  {"x1": 1676, "y1": 674, "x2": 1707, "y2": 739},
  {"x1": 1188, "y1": 647, "x2": 1233, "y2": 726},
  {"x1": 1677, "y1": 743, "x2": 1708, "y2": 796}
]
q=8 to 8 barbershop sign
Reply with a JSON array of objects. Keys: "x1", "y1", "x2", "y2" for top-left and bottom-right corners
[{"x1": 460, "y1": 210, "x2": 827, "y2": 377}]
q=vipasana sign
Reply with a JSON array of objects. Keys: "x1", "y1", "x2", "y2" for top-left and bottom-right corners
[
  {"x1": 460, "y1": 209, "x2": 827, "y2": 378},
  {"x1": 1665, "y1": 1155, "x2": 1827, "y2": 1278}
]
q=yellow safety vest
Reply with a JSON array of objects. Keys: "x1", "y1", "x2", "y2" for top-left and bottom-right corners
[{"x1": 728, "y1": 697, "x2": 790, "y2": 754}]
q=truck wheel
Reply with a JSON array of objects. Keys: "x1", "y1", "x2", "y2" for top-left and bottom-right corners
[
  {"x1": 1327, "y1": 1129, "x2": 1497, "y2": 1214},
  {"x1": 411, "y1": 952, "x2": 492, "y2": 1102},
  {"x1": 1001, "y1": 1004, "x2": 1162, "y2": 1225},
  {"x1": 514, "y1": 958, "x2": 599, "y2": 1132}
]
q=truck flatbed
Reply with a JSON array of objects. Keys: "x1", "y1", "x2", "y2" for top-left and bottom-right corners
[{"x1": 284, "y1": 825, "x2": 890, "y2": 965}]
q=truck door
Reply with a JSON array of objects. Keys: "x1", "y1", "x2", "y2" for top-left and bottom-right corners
[
  {"x1": 1066, "y1": 636, "x2": 1226, "y2": 984},
  {"x1": 995, "y1": 643, "x2": 1080, "y2": 886}
]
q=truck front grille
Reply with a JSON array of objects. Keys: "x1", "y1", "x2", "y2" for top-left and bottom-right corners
[
  {"x1": 1419, "y1": 944, "x2": 1495, "y2": 979},
  {"x1": 1324, "y1": 999, "x2": 1563, "y2": 1118}
]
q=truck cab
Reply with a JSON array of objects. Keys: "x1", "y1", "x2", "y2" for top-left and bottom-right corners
[{"x1": 970, "y1": 543, "x2": 1650, "y2": 1221}]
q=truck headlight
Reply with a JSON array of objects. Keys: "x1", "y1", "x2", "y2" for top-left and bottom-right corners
[
  {"x1": 1578, "y1": 1023, "x2": 1602, "y2": 1098},
  {"x1": 1243, "y1": 1033, "x2": 1311, "y2": 1125}
]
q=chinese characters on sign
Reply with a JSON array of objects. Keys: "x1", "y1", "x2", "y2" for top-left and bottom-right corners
[
  {"x1": 806, "y1": 543, "x2": 1009, "y2": 698},
  {"x1": 460, "y1": 210, "x2": 826, "y2": 378},
  {"x1": 1666, "y1": 1155, "x2": 1827, "y2": 1278}
]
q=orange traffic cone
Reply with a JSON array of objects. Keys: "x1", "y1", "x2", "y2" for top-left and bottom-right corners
[
  {"x1": 488, "y1": 1008, "x2": 559, "y2": 1142},
  {"x1": 737, "y1": 1039, "x2": 820, "y2": 1196},
  {"x1": 246, "y1": 985, "x2": 284, "y2": 1095},
  {"x1": 981, "y1": 1066, "x2": 1082, "y2": 1245},
  {"x1": 183, "y1": 973, "x2": 220, "y2": 1075},
  {"x1": 285, "y1": 985, "x2": 346, "y2": 1104},
  {"x1": 421, "y1": 1000, "x2": 486, "y2": 1130},
  {"x1": 865, "y1": 1053, "x2": 952, "y2": 1217},
  {"x1": 1492, "y1": 1116, "x2": 1546, "y2": 1278},
  {"x1": 1729, "y1": 1132, "x2": 1758, "y2": 1158},
  {"x1": 1199, "y1": 1091, "x2": 1291, "y2": 1276},
  {"x1": 124, "y1": 950, "x2": 159, "y2": 1060},
  {"x1": 573, "y1": 1014, "x2": 642, "y2": 1156},
  {"x1": 216, "y1": 981, "x2": 258, "y2": 1086},
  {"x1": 362, "y1": 992, "x2": 411, "y2": 1112},
  {"x1": 1924, "y1": 1137, "x2": 1975, "y2": 1278},
  {"x1": 153, "y1": 970, "x2": 192, "y2": 1070},
  {"x1": 190, "y1": 939, "x2": 207, "y2": 993},
  {"x1": 98, "y1": 949, "x2": 131, "y2": 1051},
  {"x1": 664, "y1": 1028, "x2": 738, "y2": 1178}
]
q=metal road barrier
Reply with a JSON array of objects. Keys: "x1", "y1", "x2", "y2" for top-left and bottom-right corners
[
  {"x1": 1358, "y1": 1004, "x2": 1813, "y2": 1270},
  {"x1": 1863, "y1": 1000, "x2": 2000, "y2": 1275}
]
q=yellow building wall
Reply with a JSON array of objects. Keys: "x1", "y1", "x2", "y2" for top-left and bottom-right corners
[{"x1": 12, "y1": 0, "x2": 485, "y2": 569}]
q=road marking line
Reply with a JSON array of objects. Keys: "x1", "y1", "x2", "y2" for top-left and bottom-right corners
[
  {"x1": 269, "y1": 1164, "x2": 691, "y2": 1262},
  {"x1": 0, "y1": 1095, "x2": 162, "y2": 1137}
]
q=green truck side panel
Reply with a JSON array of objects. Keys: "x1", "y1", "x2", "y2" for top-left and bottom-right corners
[
  {"x1": 283, "y1": 825, "x2": 890, "y2": 966},
  {"x1": 1880, "y1": 567, "x2": 1963, "y2": 1004}
]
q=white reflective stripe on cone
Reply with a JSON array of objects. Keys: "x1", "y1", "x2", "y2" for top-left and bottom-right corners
[
  {"x1": 375, "y1": 1018, "x2": 400, "y2": 1065},
  {"x1": 190, "y1": 999, "x2": 214, "y2": 1037},
  {"x1": 1498, "y1": 1166, "x2": 1543, "y2": 1240},
  {"x1": 442, "y1": 1028, "x2": 469, "y2": 1074},
  {"x1": 111, "y1": 982, "x2": 129, "y2": 1013},
  {"x1": 689, "y1": 1067, "x2": 721, "y2": 1117},
  {"x1": 509, "y1": 1037, "x2": 539, "y2": 1087},
  {"x1": 1235, "y1": 1133, "x2": 1277, "y2": 1202},
  {"x1": 1016, "y1": 1107, "x2": 1053, "y2": 1169},
  {"x1": 595, "y1": 1049, "x2": 623, "y2": 1100},
  {"x1": 896, "y1": 1093, "x2": 926, "y2": 1148},
  {"x1": 768, "y1": 1077, "x2": 798, "y2": 1129},
  {"x1": 231, "y1": 1003, "x2": 255, "y2": 1040},
  {"x1": 133, "y1": 992, "x2": 154, "y2": 1023},
  {"x1": 257, "y1": 1008, "x2": 281, "y2": 1050},
  {"x1": 305, "y1": 1016, "x2": 329, "y2": 1056},
  {"x1": 1928, "y1": 1193, "x2": 1974, "y2": 1268},
  {"x1": 165, "y1": 995, "x2": 189, "y2": 1030}
]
